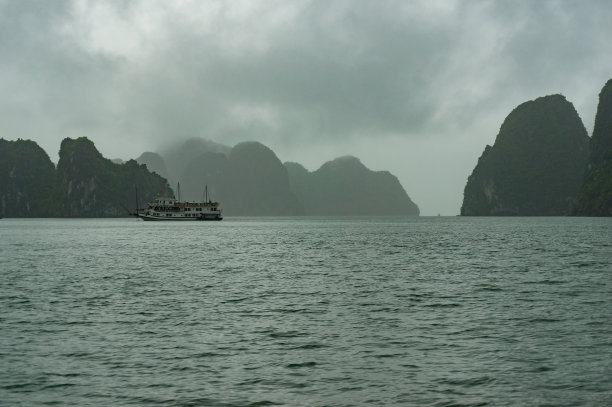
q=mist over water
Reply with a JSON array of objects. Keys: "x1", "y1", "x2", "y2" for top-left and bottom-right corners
[{"x1": 1, "y1": 217, "x2": 611, "y2": 406}]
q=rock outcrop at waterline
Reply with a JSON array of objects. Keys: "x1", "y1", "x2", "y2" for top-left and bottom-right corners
[
  {"x1": 572, "y1": 79, "x2": 612, "y2": 216},
  {"x1": 0, "y1": 137, "x2": 171, "y2": 218},
  {"x1": 461, "y1": 94, "x2": 589, "y2": 216}
]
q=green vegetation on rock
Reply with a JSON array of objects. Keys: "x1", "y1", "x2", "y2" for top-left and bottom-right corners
[
  {"x1": 461, "y1": 94, "x2": 589, "y2": 216},
  {"x1": 572, "y1": 79, "x2": 612, "y2": 216},
  {"x1": 571, "y1": 160, "x2": 612, "y2": 216},
  {"x1": 0, "y1": 138, "x2": 57, "y2": 217},
  {"x1": 56, "y1": 137, "x2": 172, "y2": 217},
  {"x1": 0, "y1": 137, "x2": 172, "y2": 217}
]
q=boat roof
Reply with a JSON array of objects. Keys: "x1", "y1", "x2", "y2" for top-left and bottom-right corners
[{"x1": 152, "y1": 197, "x2": 218, "y2": 205}]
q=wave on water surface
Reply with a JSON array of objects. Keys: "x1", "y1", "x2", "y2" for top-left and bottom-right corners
[{"x1": 1, "y1": 217, "x2": 611, "y2": 406}]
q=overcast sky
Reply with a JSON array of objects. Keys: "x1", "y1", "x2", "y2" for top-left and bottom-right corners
[{"x1": 1, "y1": 0, "x2": 611, "y2": 215}]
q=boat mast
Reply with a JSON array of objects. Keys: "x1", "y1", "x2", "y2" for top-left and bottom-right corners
[
  {"x1": 177, "y1": 182, "x2": 181, "y2": 202},
  {"x1": 135, "y1": 185, "x2": 139, "y2": 215},
  {"x1": 205, "y1": 185, "x2": 208, "y2": 203}
]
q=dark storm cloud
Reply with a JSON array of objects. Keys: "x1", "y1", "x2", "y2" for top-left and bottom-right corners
[
  {"x1": 0, "y1": 1, "x2": 462, "y2": 147},
  {"x1": 0, "y1": 1, "x2": 125, "y2": 153},
  {"x1": 1, "y1": 0, "x2": 611, "y2": 214},
  {"x1": 2, "y1": 0, "x2": 609, "y2": 141},
  {"x1": 107, "y1": 1, "x2": 458, "y2": 143}
]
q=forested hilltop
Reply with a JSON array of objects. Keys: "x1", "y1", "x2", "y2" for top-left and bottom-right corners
[
  {"x1": 461, "y1": 78, "x2": 612, "y2": 217},
  {"x1": 0, "y1": 138, "x2": 56, "y2": 217},
  {"x1": 461, "y1": 94, "x2": 589, "y2": 216},
  {"x1": 0, "y1": 137, "x2": 170, "y2": 217}
]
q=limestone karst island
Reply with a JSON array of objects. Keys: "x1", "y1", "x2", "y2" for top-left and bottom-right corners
[
  {"x1": 461, "y1": 79, "x2": 612, "y2": 217},
  {"x1": 1, "y1": 79, "x2": 611, "y2": 218},
  {"x1": 0, "y1": 137, "x2": 419, "y2": 218}
]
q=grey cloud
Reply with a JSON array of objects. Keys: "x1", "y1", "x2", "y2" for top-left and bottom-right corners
[{"x1": 0, "y1": 0, "x2": 611, "y2": 214}]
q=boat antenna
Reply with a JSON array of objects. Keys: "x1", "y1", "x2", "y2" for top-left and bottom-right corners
[
  {"x1": 205, "y1": 184, "x2": 208, "y2": 203},
  {"x1": 135, "y1": 185, "x2": 139, "y2": 215}
]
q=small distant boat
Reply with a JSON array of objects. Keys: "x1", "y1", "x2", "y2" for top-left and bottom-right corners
[{"x1": 135, "y1": 185, "x2": 222, "y2": 221}]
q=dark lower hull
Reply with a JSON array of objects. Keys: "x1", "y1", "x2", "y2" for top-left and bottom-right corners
[{"x1": 138, "y1": 214, "x2": 222, "y2": 221}]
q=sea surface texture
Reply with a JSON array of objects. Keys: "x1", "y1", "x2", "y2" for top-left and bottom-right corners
[{"x1": 1, "y1": 217, "x2": 611, "y2": 406}]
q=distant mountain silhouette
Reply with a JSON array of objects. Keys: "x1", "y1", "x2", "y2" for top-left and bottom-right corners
[
  {"x1": 0, "y1": 138, "x2": 56, "y2": 217},
  {"x1": 224, "y1": 142, "x2": 304, "y2": 215},
  {"x1": 461, "y1": 95, "x2": 589, "y2": 216},
  {"x1": 161, "y1": 138, "x2": 418, "y2": 216},
  {"x1": 177, "y1": 141, "x2": 304, "y2": 215},
  {"x1": 160, "y1": 138, "x2": 231, "y2": 186},
  {"x1": 136, "y1": 151, "x2": 169, "y2": 179},
  {"x1": 179, "y1": 151, "x2": 228, "y2": 202},
  {"x1": 572, "y1": 79, "x2": 612, "y2": 216},
  {"x1": 286, "y1": 156, "x2": 419, "y2": 215}
]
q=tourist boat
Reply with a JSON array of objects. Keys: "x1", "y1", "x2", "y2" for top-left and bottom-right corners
[{"x1": 136, "y1": 185, "x2": 222, "y2": 221}]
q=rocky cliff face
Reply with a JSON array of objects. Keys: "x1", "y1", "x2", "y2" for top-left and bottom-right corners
[
  {"x1": 572, "y1": 79, "x2": 612, "y2": 216},
  {"x1": 0, "y1": 138, "x2": 56, "y2": 217},
  {"x1": 461, "y1": 95, "x2": 589, "y2": 216},
  {"x1": 588, "y1": 79, "x2": 612, "y2": 166},
  {"x1": 55, "y1": 137, "x2": 171, "y2": 217},
  {"x1": 286, "y1": 156, "x2": 420, "y2": 216}
]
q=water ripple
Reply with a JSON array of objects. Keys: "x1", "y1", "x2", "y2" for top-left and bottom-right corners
[{"x1": 1, "y1": 217, "x2": 611, "y2": 406}]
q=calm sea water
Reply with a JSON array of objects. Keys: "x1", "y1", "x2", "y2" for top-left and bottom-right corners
[{"x1": 0, "y1": 217, "x2": 610, "y2": 406}]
